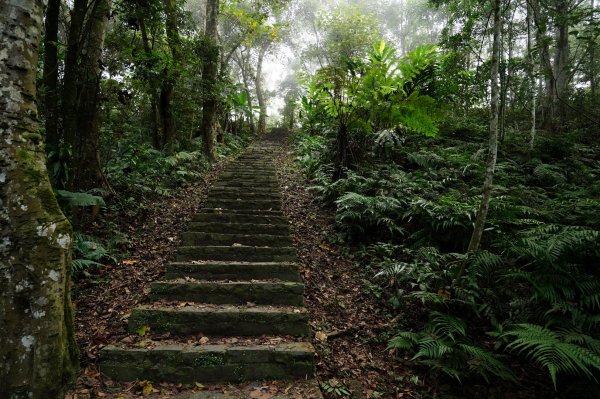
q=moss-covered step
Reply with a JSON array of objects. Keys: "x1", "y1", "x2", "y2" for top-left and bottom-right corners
[
  {"x1": 204, "y1": 199, "x2": 281, "y2": 211},
  {"x1": 221, "y1": 168, "x2": 277, "y2": 175},
  {"x1": 207, "y1": 191, "x2": 282, "y2": 201},
  {"x1": 164, "y1": 261, "x2": 301, "y2": 282},
  {"x1": 98, "y1": 342, "x2": 315, "y2": 383},
  {"x1": 181, "y1": 232, "x2": 293, "y2": 247},
  {"x1": 219, "y1": 171, "x2": 276, "y2": 178},
  {"x1": 212, "y1": 181, "x2": 279, "y2": 189},
  {"x1": 191, "y1": 212, "x2": 287, "y2": 225},
  {"x1": 175, "y1": 245, "x2": 296, "y2": 262},
  {"x1": 186, "y1": 222, "x2": 289, "y2": 235},
  {"x1": 150, "y1": 280, "x2": 304, "y2": 305},
  {"x1": 198, "y1": 208, "x2": 285, "y2": 217},
  {"x1": 128, "y1": 304, "x2": 310, "y2": 336}
]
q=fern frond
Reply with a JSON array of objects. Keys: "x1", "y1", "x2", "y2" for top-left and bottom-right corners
[{"x1": 503, "y1": 323, "x2": 600, "y2": 387}]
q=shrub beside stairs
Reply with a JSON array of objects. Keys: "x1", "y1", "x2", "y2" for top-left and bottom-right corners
[{"x1": 98, "y1": 134, "x2": 322, "y2": 397}]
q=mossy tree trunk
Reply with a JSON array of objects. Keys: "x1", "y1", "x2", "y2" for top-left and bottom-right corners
[{"x1": 0, "y1": 0, "x2": 79, "y2": 398}]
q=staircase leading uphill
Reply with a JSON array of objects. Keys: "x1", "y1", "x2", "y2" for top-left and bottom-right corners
[{"x1": 98, "y1": 133, "x2": 321, "y2": 397}]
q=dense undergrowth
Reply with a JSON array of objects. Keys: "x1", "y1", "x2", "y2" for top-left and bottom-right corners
[{"x1": 294, "y1": 39, "x2": 600, "y2": 398}]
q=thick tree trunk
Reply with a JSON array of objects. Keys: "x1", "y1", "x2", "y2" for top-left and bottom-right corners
[
  {"x1": 74, "y1": 0, "x2": 112, "y2": 190},
  {"x1": 43, "y1": 0, "x2": 61, "y2": 153},
  {"x1": 201, "y1": 0, "x2": 219, "y2": 162},
  {"x1": 63, "y1": 0, "x2": 111, "y2": 191},
  {"x1": 255, "y1": 44, "x2": 269, "y2": 135},
  {"x1": 62, "y1": 0, "x2": 87, "y2": 190},
  {"x1": 467, "y1": 0, "x2": 501, "y2": 252},
  {"x1": 0, "y1": 1, "x2": 78, "y2": 398}
]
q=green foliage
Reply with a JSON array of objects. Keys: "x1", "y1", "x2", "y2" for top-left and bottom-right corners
[
  {"x1": 389, "y1": 312, "x2": 515, "y2": 383},
  {"x1": 72, "y1": 233, "x2": 116, "y2": 276},
  {"x1": 503, "y1": 324, "x2": 600, "y2": 388},
  {"x1": 299, "y1": 40, "x2": 443, "y2": 172},
  {"x1": 55, "y1": 190, "x2": 106, "y2": 209}
]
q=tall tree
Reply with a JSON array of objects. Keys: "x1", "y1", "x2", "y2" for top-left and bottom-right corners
[
  {"x1": 62, "y1": 0, "x2": 112, "y2": 191},
  {"x1": 467, "y1": 0, "x2": 502, "y2": 252},
  {"x1": 255, "y1": 41, "x2": 270, "y2": 134},
  {"x1": 161, "y1": 0, "x2": 182, "y2": 154},
  {"x1": 0, "y1": 0, "x2": 78, "y2": 397},
  {"x1": 201, "y1": 0, "x2": 219, "y2": 162},
  {"x1": 42, "y1": 0, "x2": 62, "y2": 154}
]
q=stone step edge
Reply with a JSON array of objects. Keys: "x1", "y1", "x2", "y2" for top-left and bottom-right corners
[
  {"x1": 163, "y1": 261, "x2": 301, "y2": 282},
  {"x1": 98, "y1": 342, "x2": 315, "y2": 383},
  {"x1": 149, "y1": 280, "x2": 305, "y2": 305},
  {"x1": 127, "y1": 305, "x2": 310, "y2": 336}
]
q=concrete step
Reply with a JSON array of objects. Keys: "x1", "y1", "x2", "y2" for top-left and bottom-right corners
[
  {"x1": 187, "y1": 222, "x2": 289, "y2": 235},
  {"x1": 204, "y1": 199, "x2": 281, "y2": 211},
  {"x1": 150, "y1": 279, "x2": 304, "y2": 306},
  {"x1": 164, "y1": 262, "x2": 301, "y2": 282},
  {"x1": 181, "y1": 232, "x2": 293, "y2": 247},
  {"x1": 99, "y1": 341, "x2": 315, "y2": 383},
  {"x1": 176, "y1": 245, "x2": 296, "y2": 262},
  {"x1": 128, "y1": 304, "x2": 310, "y2": 336},
  {"x1": 191, "y1": 213, "x2": 287, "y2": 225}
]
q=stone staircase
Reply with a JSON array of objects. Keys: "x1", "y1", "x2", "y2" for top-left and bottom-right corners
[{"x1": 98, "y1": 136, "x2": 320, "y2": 396}]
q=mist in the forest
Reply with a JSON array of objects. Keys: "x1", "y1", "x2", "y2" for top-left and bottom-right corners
[{"x1": 216, "y1": 0, "x2": 448, "y2": 120}]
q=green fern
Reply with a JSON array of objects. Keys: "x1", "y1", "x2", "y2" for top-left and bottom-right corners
[
  {"x1": 389, "y1": 312, "x2": 515, "y2": 383},
  {"x1": 503, "y1": 324, "x2": 600, "y2": 387}
]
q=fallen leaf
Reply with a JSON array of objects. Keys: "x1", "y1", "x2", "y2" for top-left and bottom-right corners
[
  {"x1": 142, "y1": 382, "x2": 153, "y2": 396},
  {"x1": 136, "y1": 325, "x2": 150, "y2": 337},
  {"x1": 315, "y1": 331, "x2": 328, "y2": 342}
]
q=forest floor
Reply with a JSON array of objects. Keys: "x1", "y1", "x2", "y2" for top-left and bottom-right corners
[{"x1": 64, "y1": 134, "x2": 553, "y2": 399}]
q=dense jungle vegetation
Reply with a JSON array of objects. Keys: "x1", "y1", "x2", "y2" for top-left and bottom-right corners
[
  {"x1": 1, "y1": 0, "x2": 599, "y2": 397},
  {"x1": 290, "y1": 0, "x2": 600, "y2": 397}
]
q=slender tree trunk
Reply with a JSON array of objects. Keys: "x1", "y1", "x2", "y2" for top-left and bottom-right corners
[
  {"x1": 527, "y1": 1, "x2": 537, "y2": 152},
  {"x1": 201, "y1": 0, "x2": 219, "y2": 162},
  {"x1": 553, "y1": 0, "x2": 570, "y2": 130},
  {"x1": 255, "y1": 44, "x2": 269, "y2": 135},
  {"x1": 43, "y1": 0, "x2": 61, "y2": 153},
  {"x1": 499, "y1": 26, "x2": 506, "y2": 143},
  {"x1": 590, "y1": 0, "x2": 597, "y2": 106},
  {"x1": 161, "y1": 0, "x2": 181, "y2": 154},
  {"x1": 467, "y1": 0, "x2": 501, "y2": 252},
  {"x1": 0, "y1": 1, "x2": 78, "y2": 397},
  {"x1": 530, "y1": 0, "x2": 556, "y2": 133},
  {"x1": 235, "y1": 50, "x2": 256, "y2": 134},
  {"x1": 139, "y1": 18, "x2": 162, "y2": 149}
]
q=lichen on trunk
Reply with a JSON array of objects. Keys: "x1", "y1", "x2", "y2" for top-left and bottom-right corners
[{"x1": 0, "y1": 0, "x2": 78, "y2": 397}]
